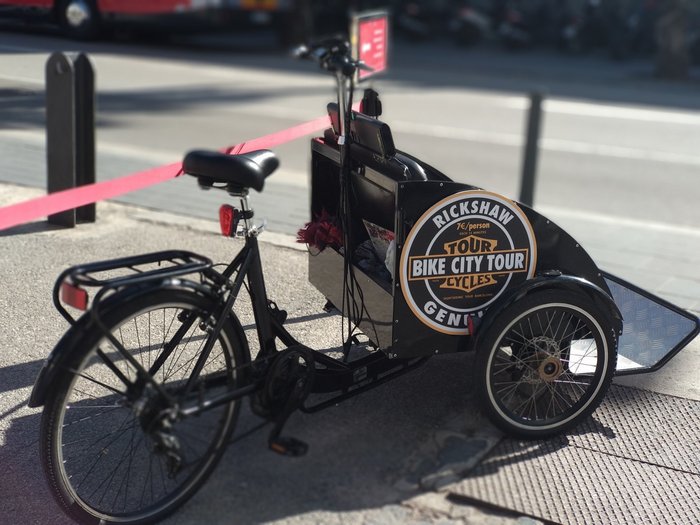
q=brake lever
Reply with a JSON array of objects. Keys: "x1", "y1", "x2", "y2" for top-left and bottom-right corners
[
  {"x1": 292, "y1": 44, "x2": 331, "y2": 69},
  {"x1": 356, "y1": 60, "x2": 374, "y2": 73}
]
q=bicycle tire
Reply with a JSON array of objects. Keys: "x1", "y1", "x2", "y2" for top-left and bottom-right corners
[
  {"x1": 40, "y1": 288, "x2": 248, "y2": 524},
  {"x1": 475, "y1": 289, "x2": 617, "y2": 439}
]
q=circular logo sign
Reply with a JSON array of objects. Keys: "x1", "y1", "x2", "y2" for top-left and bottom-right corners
[{"x1": 400, "y1": 191, "x2": 537, "y2": 335}]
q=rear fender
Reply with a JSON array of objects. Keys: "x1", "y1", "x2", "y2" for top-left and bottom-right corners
[
  {"x1": 28, "y1": 279, "x2": 243, "y2": 408},
  {"x1": 472, "y1": 273, "x2": 623, "y2": 351}
]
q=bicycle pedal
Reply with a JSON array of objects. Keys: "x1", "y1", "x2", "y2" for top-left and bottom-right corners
[{"x1": 269, "y1": 436, "x2": 308, "y2": 457}]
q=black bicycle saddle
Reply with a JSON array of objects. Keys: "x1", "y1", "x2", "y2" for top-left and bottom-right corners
[{"x1": 183, "y1": 149, "x2": 279, "y2": 192}]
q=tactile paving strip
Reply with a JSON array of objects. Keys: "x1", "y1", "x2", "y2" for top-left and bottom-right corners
[{"x1": 448, "y1": 386, "x2": 700, "y2": 525}]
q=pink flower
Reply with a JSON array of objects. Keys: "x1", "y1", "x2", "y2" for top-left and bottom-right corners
[{"x1": 296, "y1": 209, "x2": 343, "y2": 250}]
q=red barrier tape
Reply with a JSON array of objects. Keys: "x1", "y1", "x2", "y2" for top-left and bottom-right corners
[
  {"x1": 0, "y1": 113, "x2": 333, "y2": 232},
  {"x1": 0, "y1": 162, "x2": 182, "y2": 231}
]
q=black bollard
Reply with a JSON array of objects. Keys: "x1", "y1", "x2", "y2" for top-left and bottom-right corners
[
  {"x1": 46, "y1": 52, "x2": 95, "y2": 227},
  {"x1": 518, "y1": 91, "x2": 544, "y2": 208}
]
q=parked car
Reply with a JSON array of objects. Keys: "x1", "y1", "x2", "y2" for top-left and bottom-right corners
[{"x1": 0, "y1": 0, "x2": 295, "y2": 41}]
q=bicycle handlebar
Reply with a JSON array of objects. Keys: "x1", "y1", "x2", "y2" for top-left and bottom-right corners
[{"x1": 294, "y1": 38, "x2": 371, "y2": 78}]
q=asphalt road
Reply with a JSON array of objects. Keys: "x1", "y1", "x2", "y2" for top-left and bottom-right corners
[{"x1": 2, "y1": 29, "x2": 700, "y2": 230}]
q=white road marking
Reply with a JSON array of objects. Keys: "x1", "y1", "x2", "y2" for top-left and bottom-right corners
[
  {"x1": 541, "y1": 138, "x2": 700, "y2": 167},
  {"x1": 0, "y1": 129, "x2": 177, "y2": 164},
  {"x1": 538, "y1": 205, "x2": 700, "y2": 238},
  {"x1": 269, "y1": 171, "x2": 700, "y2": 238},
  {"x1": 0, "y1": 73, "x2": 43, "y2": 86},
  {"x1": 391, "y1": 119, "x2": 700, "y2": 167},
  {"x1": 392, "y1": 119, "x2": 522, "y2": 146},
  {"x1": 504, "y1": 97, "x2": 700, "y2": 126},
  {"x1": 204, "y1": 97, "x2": 700, "y2": 165}
]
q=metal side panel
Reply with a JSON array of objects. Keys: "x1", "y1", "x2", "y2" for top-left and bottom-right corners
[
  {"x1": 603, "y1": 272, "x2": 700, "y2": 375},
  {"x1": 308, "y1": 248, "x2": 394, "y2": 351}
]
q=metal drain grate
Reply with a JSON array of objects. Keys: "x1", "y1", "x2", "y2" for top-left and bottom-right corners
[{"x1": 447, "y1": 386, "x2": 700, "y2": 525}]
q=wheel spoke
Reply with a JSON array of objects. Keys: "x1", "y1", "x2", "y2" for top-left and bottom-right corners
[
  {"x1": 494, "y1": 380, "x2": 522, "y2": 404},
  {"x1": 68, "y1": 410, "x2": 135, "y2": 491},
  {"x1": 67, "y1": 369, "x2": 127, "y2": 398}
]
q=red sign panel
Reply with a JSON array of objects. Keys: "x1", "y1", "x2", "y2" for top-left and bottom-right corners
[{"x1": 355, "y1": 12, "x2": 388, "y2": 81}]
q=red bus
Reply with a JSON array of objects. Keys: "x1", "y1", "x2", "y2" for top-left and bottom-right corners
[{"x1": 0, "y1": 0, "x2": 292, "y2": 40}]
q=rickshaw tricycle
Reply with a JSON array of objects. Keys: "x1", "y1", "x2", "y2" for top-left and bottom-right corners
[{"x1": 28, "y1": 36, "x2": 699, "y2": 525}]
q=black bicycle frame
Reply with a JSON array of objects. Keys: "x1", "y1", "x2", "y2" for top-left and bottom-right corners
[{"x1": 177, "y1": 231, "x2": 280, "y2": 417}]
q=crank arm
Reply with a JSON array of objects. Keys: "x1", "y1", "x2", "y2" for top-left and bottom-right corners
[{"x1": 267, "y1": 378, "x2": 309, "y2": 457}]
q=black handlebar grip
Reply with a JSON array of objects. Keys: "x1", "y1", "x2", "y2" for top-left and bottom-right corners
[{"x1": 291, "y1": 45, "x2": 310, "y2": 60}]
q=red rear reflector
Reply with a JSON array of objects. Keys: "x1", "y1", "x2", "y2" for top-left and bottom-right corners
[
  {"x1": 61, "y1": 282, "x2": 88, "y2": 310},
  {"x1": 219, "y1": 205, "x2": 236, "y2": 237},
  {"x1": 467, "y1": 314, "x2": 475, "y2": 336}
]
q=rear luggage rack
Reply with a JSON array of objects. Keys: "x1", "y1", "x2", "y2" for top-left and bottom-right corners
[{"x1": 53, "y1": 250, "x2": 213, "y2": 324}]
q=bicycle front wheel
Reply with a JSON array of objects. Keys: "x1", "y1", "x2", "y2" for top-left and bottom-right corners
[{"x1": 40, "y1": 288, "x2": 248, "y2": 525}]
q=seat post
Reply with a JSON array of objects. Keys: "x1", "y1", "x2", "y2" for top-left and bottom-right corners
[
  {"x1": 238, "y1": 192, "x2": 253, "y2": 234},
  {"x1": 226, "y1": 188, "x2": 253, "y2": 235}
]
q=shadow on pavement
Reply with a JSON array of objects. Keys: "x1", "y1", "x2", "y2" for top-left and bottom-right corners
[
  {"x1": 466, "y1": 414, "x2": 616, "y2": 480},
  {"x1": 0, "y1": 221, "x2": 67, "y2": 237},
  {"x1": 0, "y1": 353, "x2": 498, "y2": 524}
]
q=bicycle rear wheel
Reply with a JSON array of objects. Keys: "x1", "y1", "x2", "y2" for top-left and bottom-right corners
[
  {"x1": 475, "y1": 290, "x2": 617, "y2": 439},
  {"x1": 40, "y1": 288, "x2": 248, "y2": 524}
]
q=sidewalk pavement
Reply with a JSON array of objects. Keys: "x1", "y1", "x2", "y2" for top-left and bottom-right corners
[{"x1": 1, "y1": 182, "x2": 698, "y2": 524}]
